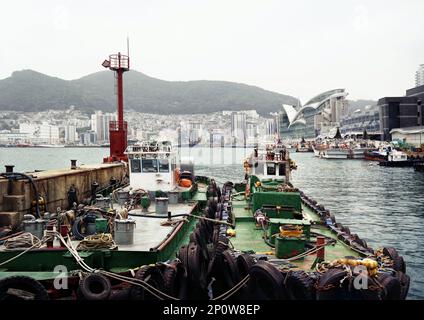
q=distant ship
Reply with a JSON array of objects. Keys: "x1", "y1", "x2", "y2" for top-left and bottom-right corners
[{"x1": 36, "y1": 144, "x2": 65, "y2": 148}]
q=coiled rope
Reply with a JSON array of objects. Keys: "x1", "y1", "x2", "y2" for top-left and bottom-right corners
[{"x1": 76, "y1": 233, "x2": 117, "y2": 250}]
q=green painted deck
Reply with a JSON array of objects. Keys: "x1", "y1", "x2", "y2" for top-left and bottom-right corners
[{"x1": 230, "y1": 196, "x2": 364, "y2": 271}]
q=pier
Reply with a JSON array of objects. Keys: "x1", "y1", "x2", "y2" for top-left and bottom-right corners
[{"x1": 0, "y1": 162, "x2": 126, "y2": 229}]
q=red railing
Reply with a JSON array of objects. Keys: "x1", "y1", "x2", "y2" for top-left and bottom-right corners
[
  {"x1": 109, "y1": 121, "x2": 128, "y2": 132},
  {"x1": 109, "y1": 54, "x2": 130, "y2": 70}
]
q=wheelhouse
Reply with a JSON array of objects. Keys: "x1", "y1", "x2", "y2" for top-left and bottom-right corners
[
  {"x1": 245, "y1": 142, "x2": 291, "y2": 183},
  {"x1": 125, "y1": 141, "x2": 179, "y2": 191}
]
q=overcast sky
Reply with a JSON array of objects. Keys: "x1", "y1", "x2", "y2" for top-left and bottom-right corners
[{"x1": 0, "y1": 0, "x2": 423, "y2": 103}]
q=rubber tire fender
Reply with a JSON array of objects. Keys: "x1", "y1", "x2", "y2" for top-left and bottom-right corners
[
  {"x1": 109, "y1": 287, "x2": 131, "y2": 300},
  {"x1": 0, "y1": 276, "x2": 49, "y2": 300},
  {"x1": 383, "y1": 247, "x2": 405, "y2": 273},
  {"x1": 316, "y1": 268, "x2": 349, "y2": 300},
  {"x1": 177, "y1": 245, "x2": 189, "y2": 270},
  {"x1": 397, "y1": 271, "x2": 410, "y2": 300},
  {"x1": 383, "y1": 247, "x2": 399, "y2": 259},
  {"x1": 222, "y1": 250, "x2": 241, "y2": 285},
  {"x1": 163, "y1": 261, "x2": 188, "y2": 299},
  {"x1": 341, "y1": 226, "x2": 351, "y2": 235},
  {"x1": 247, "y1": 261, "x2": 287, "y2": 300},
  {"x1": 236, "y1": 254, "x2": 256, "y2": 278},
  {"x1": 187, "y1": 242, "x2": 207, "y2": 287},
  {"x1": 377, "y1": 272, "x2": 401, "y2": 300},
  {"x1": 130, "y1": 265, "x2": 165, "y2": 300},
  {"x1": 392, "y1": 256, "x2": 406, "y2": 273},
  {"x1": 78, "y1": 273, "x2": 111, "y2": 300},
  {"x1": 285, "y1": 270, "x2": 316, "y2": 300}
]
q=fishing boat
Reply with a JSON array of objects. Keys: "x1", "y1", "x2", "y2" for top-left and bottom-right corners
[
  {"x1": 378, "y1": 149, "x2": 422, "y2": 167},
  {"x1": 295, "y1": 138, "x2": 312, "y2": 153},
  {"x1": 0, "y1": 54, "x2": 410, "y2": 301}
]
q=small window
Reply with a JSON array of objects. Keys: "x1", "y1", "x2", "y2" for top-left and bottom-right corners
[
  {"x1": 279, "y1": 163, "x2": 285, "y2": 176},
  {"x1": 142, "y1": 159, "x2": 158, "y2": 172},
  {"x1": 158, "y1": 159, "x2": 169, "y2": 172},
  {"x1": 130, "y1": 159, "x2": 141, "y2": 173},
  {"x1": 267, "y1": 163, "x2": 276, "y2": 175}
]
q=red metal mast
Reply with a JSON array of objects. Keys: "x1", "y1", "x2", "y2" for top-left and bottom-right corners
[{"x1": 102, "y1": 52, "x2": 130, "y2": 162}]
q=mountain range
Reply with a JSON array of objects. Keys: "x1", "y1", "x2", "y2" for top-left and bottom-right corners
[{"x1": 0, "y1": 70, "x2": 301, "y2": 115}]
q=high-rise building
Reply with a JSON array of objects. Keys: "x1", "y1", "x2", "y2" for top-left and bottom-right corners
[
  {"x1": 231, "y1": 112, "x2": 247, "y2": 144},
  {"x1": 90, "y1": 111, "x2": 117, "y2": 142},
  {"x1": 378, "y1": 84, "x2": 424, "y2": 143},
  {"x1": 64, "y1": 125, "x2": 77, "y2": 144},
  {"x1": 416, "y1": 64, "x2": 424, "y2": 87}
]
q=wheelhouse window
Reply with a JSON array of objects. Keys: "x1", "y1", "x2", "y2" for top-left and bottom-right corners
[
  {"x1": 130, "y1": 159, "x2": 141, "y2": 173},
  {"x1": 142, "y1": 159, "x2": 158, "y2": 172},
  {"x1": 278, "y1": 163, "x2": 285, "y2": 176},
  {"x1": 267, "y1": 163, "x2": 276, "y2": 175},
  {"x1": 158, "y1": 159, "x2": 170, "y2": 172}
]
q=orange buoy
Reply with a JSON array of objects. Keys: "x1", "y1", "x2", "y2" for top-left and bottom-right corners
[{"x1": 179, "y1": 178, "x2": 192, "y2": 188}]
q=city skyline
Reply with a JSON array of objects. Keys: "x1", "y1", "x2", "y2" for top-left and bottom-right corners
[{"x1": 1, "y1": 0, "x2": 423, "y2": 104}]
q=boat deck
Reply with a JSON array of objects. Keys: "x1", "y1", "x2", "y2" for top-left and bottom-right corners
[{"x1": 230, "y1": 195, "x2": 362, "y2": 270}]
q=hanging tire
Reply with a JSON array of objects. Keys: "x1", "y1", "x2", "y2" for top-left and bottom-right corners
[
  {"x1": 342, "y1": 226, "x2": 351, "y2": 235},
  {"x1": 78, "y1": 273, "x2": 111, "y2": 300},
  {"x1": 222, "y1": 250, "x2": 241, "y2": 288},
  {"x1": 397, "y1": 272, "x2": 410, "y2": 300},
  {"x1": 383, "y1": 247, "x2": 399, "y2": 259},
  {"x1": 355, "y1": 238, "x2": 368, "y2": 249},
  {"x1": 383, "y1": 247, "x2": 405, "y2": 272},
  {"x1": 186, "y1": 242, "x2": 209, "y2": 299},
  {"x1": 316, "y1": 268, "x2": 349, "y2": 300},
  {"x1": 377, "y1": 273, "x2": 401, "y2": 300},
  {"x1": 178, "y1": 245, "x2": 189, "y2": 268},
  {"x1": 208, "y1": 236, "x2": 229, "y2": 276},
  {"x1": 236, "y1": 254, "x2": 256, "y2": 278},
  {"x1": 109, "y1": 287, "x2": 131, "y2": 300},
  {"x1": 163, "y1": 261, "x2": 188, "y2": 299},
  {"x1": 285, "y1": 271, "x2": 316, "y2": 300},
  {"x1": 130, "y1": 265, "x2": 165, "y2": 300},
  {"x1": 248, "y1": 261, "x2": 287, "y2": 300},
  {"x1": 0, "y1": 276, "x2": 49, "y2": 300},
  {"x1": 187, "y1": 242, "x2": 208, "y2": 288},
  {"x1": 392, "y1": 256, "x2": 406, "y2": 273}
]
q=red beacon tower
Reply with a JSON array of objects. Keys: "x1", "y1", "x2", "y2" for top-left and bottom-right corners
[{"x1": 102, "y1": 52, "x2": 130, "y2": 162}]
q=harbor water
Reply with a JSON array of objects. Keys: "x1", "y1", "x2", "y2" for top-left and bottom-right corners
[{"x1": 1, "y1": 146, "x2": 423, "y2": 299}]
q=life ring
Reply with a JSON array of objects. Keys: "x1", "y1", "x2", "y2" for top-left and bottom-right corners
[
  {"x1": 0, "y1": 276, "x2": 49, "y2": 300},
  {"x1": 77, "y1": 273, "x2": 111, "y2": 300}
]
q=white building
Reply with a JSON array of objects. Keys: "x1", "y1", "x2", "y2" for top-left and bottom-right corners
[
  {"x1": 416, "y1": 64, "x2": 424, "y2": 87},
  {"x1": 64, "y1": 125, "x2": 77, "y2": 144},
  {"x1": 231, "y1": 112, "x2": 247, "y2": 144},
  {"x1": 90, "y1": 111, "x2": 117, "y2": 143},
  {"x1": 19, "y1": 122, "x2": 60, "y2": 144}
]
